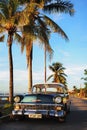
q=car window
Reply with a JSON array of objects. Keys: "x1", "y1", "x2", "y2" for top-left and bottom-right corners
[
  {"x1": 41, "y1": 87, "x2": 64, "y2": 93},
  {"x1": 63, "y1": 88, "x2": 68, "y2": 94},
  {"x1": 33, "y1": 87, "x2": 41, "y2": 93}
]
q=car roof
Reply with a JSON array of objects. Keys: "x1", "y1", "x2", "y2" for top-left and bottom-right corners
[{"x1": 33, "y1": 83, "x2": 65, "y2": 89}]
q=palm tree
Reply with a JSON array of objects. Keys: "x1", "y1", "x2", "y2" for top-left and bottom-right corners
[
  {"x1": 0, "y1": 0, "x2": 26, "y2": 103},
  {"x1": 21, "y1": 4, "x2": 53, "y2": 92},
  {"x1": 42, "y1": 0, "x2": 74, "y2": 82},
  {"x1": 18, "y1": 0, "x2": 74, "y2": 92},
  {"x1": 47, "y1": 62, "x2": 67, "y2": 85},
  {"x1": 0, "y1": 0, "x2": 74, "y2": 98}
]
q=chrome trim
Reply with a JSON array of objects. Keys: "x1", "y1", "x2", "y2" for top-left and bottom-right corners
[{"x1": 12, "y1": 109, "x2": 65, "y2": 117}]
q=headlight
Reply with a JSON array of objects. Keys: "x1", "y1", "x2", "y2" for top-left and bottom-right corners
[
  {"x1": 54, "y1": 97, "x2": 62, "y2": 103},
  {"x1": 14, "y1": 96, "x2": 21, "y2": 103}
]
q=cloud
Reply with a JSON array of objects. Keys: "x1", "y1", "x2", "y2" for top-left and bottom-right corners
[
  {"x1": 0, "y1": 70, "x2": 9, "y2": 80},
  {"x1": 0, "y1": 64, "x2": 86, "y2": 92},
  {"x1": 0, "y1": 70, "x2": 27, "y2": 81},
  {"x1": 59, "y1": 50, "x2": 70, "y2": 57},
  {"x1": 0, "y1": 65, "x2": 86, "y2": 81},
  {"x1": 33, "y1": 71, "x2": 48, "y2": 85},
  {"x1": 64, "y1": 65, "x2": 87, "y2": 89},
  {"x1": 0, "y1": 69, "x2": 44, "y2": 83},
  {"x1": 65, "y1": 65, "x2": 86, "y2": 75},
  {"x1": 0, "y1": 58, "x2": 8, "y2": 68},
  {"x1": 14, "y1": 70, "x2": 27, "y2": 81}
]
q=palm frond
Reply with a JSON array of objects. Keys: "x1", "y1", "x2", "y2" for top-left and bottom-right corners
[
  {"x1": 14, "y1": 32, "x2": 22, "y2": 43},
  {"x1": 58, "y1": 67, "x2": 66, "y2": 72},
  {"x1": 21, "y1": 34, "x2": 33, "y2": 54},
  {"x1": 44, "y1": 15, "x2": 69, "y2": 41},
  {"x1": 59, "y1": 72, "x2": 67, "y2": 77},
  {"x1": 33, "y1": 19, "x2": 53, "y2": 56},
  {"x1": 48, "y1": 62, "x2": 67, "y2": 84},
  {"x1": 0, "y1": 0, "x2": 22, "y2": 25},
  {"x1": 0, "y1": 35, "x2": 4, "y2": 42},
  {"x1": 9, "y1": 0, "x2": 20, "y2": 16},
  {"x1": 47, "y1": 74, "x2": 53, "y2": 81},
  {"x1": 0, "y1": 12, "x2": 6, "y2": 24},
  {"x1": 43, "y1": 0, "x2": 74, "y2": 16},
  {"x1": 0, "y1": 1, "x2": 9, "y2": 19},
  {"x1": 36, "y1": 31, "x2": 53, "y2": 59},
  {"x1": 0, "y1": 24, "x2": 5, "y2": 33},
  {"x1": 49, "y1": 65, "x2": 55, "y2": 72}
]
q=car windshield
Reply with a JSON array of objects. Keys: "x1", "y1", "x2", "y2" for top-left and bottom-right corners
[{"x1": 21, "y1": 95, "x2": 54, "y2": 103}]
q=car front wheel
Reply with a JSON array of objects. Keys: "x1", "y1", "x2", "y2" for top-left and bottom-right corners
[{"x1": 58, "y1": 116, "x2": 66, "y2": 122}]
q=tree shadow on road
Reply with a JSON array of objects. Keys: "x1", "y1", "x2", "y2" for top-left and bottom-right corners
[{"x1": 66, "y1": 110, "x2": 87, "y2": 126}]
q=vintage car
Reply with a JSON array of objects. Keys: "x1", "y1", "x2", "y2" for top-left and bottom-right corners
[
  {"x1": 12, "y1": 83, "x2": 71, "y2": 122},
  {"x1": 33, "y1": 83, "x2": 71, "y2": 113}
]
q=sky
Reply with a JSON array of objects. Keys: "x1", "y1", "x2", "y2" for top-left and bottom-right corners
[{"x1": 0, "y1": 0, "x2": 87, "y2": 93}]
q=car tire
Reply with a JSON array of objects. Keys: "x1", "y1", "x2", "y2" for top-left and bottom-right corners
[
  {"x1": 58, "y1": 116, "x2": 66, "y2": 122},
  {"x1": 67, "y1": 106, "x2": 71, "y2": 113},
  {"x1": 10, "y1": 115, "x2": 24, "y2": 121}
]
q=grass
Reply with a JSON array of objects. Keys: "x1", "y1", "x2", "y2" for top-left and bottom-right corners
[{"x1": 0, "y1": 103, "x2": 13, "y2": 116}]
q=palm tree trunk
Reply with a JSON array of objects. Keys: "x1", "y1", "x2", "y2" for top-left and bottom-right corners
[
  {"x1": 28, "y1": 47, "x2": 33, "y2": 93},
  {"x1": 44, "y1": 44, "x2": 46, "y2": 83},
  {"x1": 8, "y1": 44, "x2": 14, "y2": 104}
]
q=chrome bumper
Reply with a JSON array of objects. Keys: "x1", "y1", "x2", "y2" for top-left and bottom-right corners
[{"x1": 12, "y1": 109, "x2": 65, "y2": 118}]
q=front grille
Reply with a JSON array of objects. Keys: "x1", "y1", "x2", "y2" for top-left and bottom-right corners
[{"x1": 20, "y1": 104, "x2": 55, "y2": 110}]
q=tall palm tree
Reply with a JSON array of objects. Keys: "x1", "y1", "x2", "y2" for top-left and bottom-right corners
[
  {"x1": 18, "y1": 0, "x2": 74, "y2": 92},
  {"x1": 21, "y1": 4, "x2": 53, "y2": 92},
  {"x1": 47, "y1": 62, "x2": 67, "y2": 85},
  {"x1": 42, "y1": 0, "x2": 74, "y2": 82},
  {"x1": 0, "y1": 0, "x2": 26, "y2": 103}
]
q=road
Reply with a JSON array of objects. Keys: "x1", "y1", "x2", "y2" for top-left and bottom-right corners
[{"x1": 0, "y1": 97, "x2": 87, "y2": 130}]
